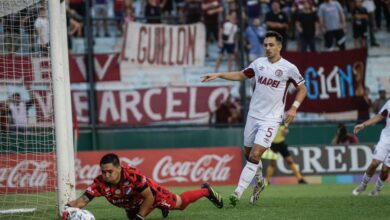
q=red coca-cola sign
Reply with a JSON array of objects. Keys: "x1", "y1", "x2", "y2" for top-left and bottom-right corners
[
  {"x1": 0, "y1": 153, "x2": 56, "y2": 193},
  {"x1": 0, "y1": 147, "x2": 242, "y2": 193},
  {"x1": 76, "y1": 147, "x2": 242, "y2": 189}
]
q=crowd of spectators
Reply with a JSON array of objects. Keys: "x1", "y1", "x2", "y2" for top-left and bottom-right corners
[
  {"x1": 0, "y1": 0, "x2": 389, "y2": 127},
  {"x1": 1, "y1": 0, "x2": 390, "y2": 55}
]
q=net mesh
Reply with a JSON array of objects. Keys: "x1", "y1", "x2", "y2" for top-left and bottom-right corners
[{"x1": 0, "y1": 0, "x2": 57, "y2": 219}]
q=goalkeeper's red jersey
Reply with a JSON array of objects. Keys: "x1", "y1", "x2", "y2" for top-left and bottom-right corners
[{"x1": 84, "y1": 165, "x2": 177, "y2": 210}]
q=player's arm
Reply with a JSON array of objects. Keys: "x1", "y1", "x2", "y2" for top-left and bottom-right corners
[
  {"x1": 67, "y1": 193, "x2": 93, "y2": 208},
  {"x1": 136, "y1": 187, "x2": 155, "y2": 219},
  {"x1": 284, "y1": 83, "x2": 307, "y2": 124},
  {"x1": 201, "y1": 71, "x2": 247, "y2": 82},
  {"x1": 354, "y1": 114, "x2": 385, "y2": 134}
]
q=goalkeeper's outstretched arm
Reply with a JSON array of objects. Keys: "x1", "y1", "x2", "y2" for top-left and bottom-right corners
[{"x1": 67, "y1": 194, "x2": 91, "y2": 208}]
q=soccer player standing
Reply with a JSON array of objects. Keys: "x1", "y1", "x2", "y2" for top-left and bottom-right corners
[
  {"x1": 62, "y1": 153, "x2": 223, "y2": 220},
  {"x1": 352, "y1": 99, "x2": 390, "y2": 196},
  {"x1": 201, "y1": 31, "x2": 307, "y2": 206}
]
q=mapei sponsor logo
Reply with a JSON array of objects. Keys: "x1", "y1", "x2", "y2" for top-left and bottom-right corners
[{"x1": 258, "y1": 76, "x2": 280, "y2": 88}]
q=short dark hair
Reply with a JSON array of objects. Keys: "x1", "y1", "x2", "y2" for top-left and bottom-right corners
[
  {"x1": 265, "y1": 31, "x2": 283, "y2": 44},
  {"x1": 100, "y1": 153, "x2": 120, "y2": 167}
]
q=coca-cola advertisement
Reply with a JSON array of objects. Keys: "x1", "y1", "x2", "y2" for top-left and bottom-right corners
[
  {"x1": 75, "y1": 147, "x2": 243, "y2": 189},
  {"x1": 0, "y1": 147, "x2": 243, "y2": 193},
  {"x1": 0, "y1": 153, "x2": 56, "y2": 193}
]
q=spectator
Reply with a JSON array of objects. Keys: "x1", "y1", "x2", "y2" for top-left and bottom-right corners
[
  {"x1": 374, "y1": 0, "x2": 390, "y2": 31},
  {"x1": 145, "y1": 0, "x2": 162, "y2": 24},
  {"x1": 202, "y1": 0, "x2": 224, "y2": 57},
  {"x1": 0, "y1": 102, "x2": 10, "y2": 133},
  {"x1": 362, "y1": 0, "x2": 380, "y2": 46},
  {"x1": 7, "y1": 93, "x2": 34, "y2": 128},
  {"x1": 35, "y1": 7, "x2": 50, "y2": 56},
  {"x1": 94, "y1": 0, "x2": 110, "y2": 37},
  {"x1": 356, "y1": 87, "x2": 372, "y2": 123},
  {"x1": 372, "y1": 89, "x2": 388, "y2": 113},
  {"x1": 246, "y1": 0, "x2": 262, "y2": 27},
  {"x1": 3, "y1": 12, "x2": 24, "y2": 54},
  {"x1": 265, "y1": 1, "x2": 289, "y2": 50},
  {"x1": 331, "y1": 123, "x2": 360, "y2": 145},
  {"x1": 352, "y1": 0, "x2": 369, "y2": 48},
  {"x1": 113, "y1": 0, "x2": 125, "y2": 36},
  {"x1": 296, "y1": 0, "x2": 319, "y2": 52},
  {"x1": 183, "y1": 0, "x2": 202, "y2": 24},
  {"x1": 245, "y1": 18, "x2": 266, "y2": 62},
  {"x1": 21, "y1": 3, "x2": 40, "y2": 53},
  {"x1": 214, "y1": 95, "x2": 241, "y2": 124},
  {"x1": 317, "y1": 0, "x2": 346, "y2": 51},
  {"x1": 215, "y1": 12, "x2": 238, "y2": 72}
]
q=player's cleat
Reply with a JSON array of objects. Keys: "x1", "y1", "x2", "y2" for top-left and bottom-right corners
[
  {"x1": 249, "y1": 177, "x2": 266, "y2": 205},
  {"x1": 368, "y1": 189, "x2": 380, "y2": 196},
  {"x1": 202, "y1": 183, "x2": 223, "y2": 208},
  {"x1": 352, "y1": 184, "x2": 367, "y2": 196},
  {"x1": 161, "y1": 209, "x2": 169, "y2": 218},
  {"x1": 229, "y1": 193, "x2": 239, "y2": 207},
  {"x1": 298, "y1": 178, "x2": 308, "y2": 184}
]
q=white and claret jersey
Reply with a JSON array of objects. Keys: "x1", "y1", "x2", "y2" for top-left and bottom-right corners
[
  {"x1": 243, "y1": 57, "x2": 305, "y2": 123},
  {"x1": 379, "y1": 100, "x2": 390, "y2": 142}
]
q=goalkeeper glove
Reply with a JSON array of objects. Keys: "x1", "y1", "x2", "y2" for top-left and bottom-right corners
[{"x1": 61, "y1": 204, "x2": 79, "y2": 220}]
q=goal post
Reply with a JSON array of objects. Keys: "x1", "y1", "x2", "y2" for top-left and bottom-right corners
[
  {"x1": 0, "y1": 0, "x2": 76, "y2": 218},
  {"x1": 49, "y1": 0, "x2": 76, "y2": 215}
]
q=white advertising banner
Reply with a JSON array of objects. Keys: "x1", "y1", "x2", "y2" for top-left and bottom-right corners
[{"x1": 121, "y1": 22, "x2": 206, "y2": 68}]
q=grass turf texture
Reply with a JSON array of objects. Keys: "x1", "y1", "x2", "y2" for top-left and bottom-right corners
[{"x1": 1, "y1": 184, "x2": 390, "y2": 219}]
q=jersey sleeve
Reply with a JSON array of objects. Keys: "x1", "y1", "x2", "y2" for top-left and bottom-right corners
[
  {"x1": 288, "y1": 65, "x2": 305, "y2": 87},
  {"x1": 125, "y1": 167, "x2": 149, "y2": 193},
  {"x1": 84, "y1": 178, "x2": 103, "y2": 199},
  {"x1": 241, "y1": 62, "x2": 256, "y2": 78},
  {"x1": 379, "y1": 100, "x2": 390, "y2": 116}
]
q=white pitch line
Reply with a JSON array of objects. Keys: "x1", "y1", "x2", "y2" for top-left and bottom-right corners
[{"x1": 0, "y1": 208, "x2": 37, "y2": 214}]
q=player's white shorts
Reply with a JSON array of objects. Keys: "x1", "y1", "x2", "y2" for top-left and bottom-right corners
[
  {"x1": 243, "y1": 115, "x2": 280, "y2": 148},
  {"x1": 372, "y1": 139, "x2": 390, "y2": 167}
]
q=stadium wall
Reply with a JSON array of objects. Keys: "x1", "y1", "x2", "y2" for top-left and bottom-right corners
[{"x1": 76, "y1": 123, "x2": 383, "y2": 151}]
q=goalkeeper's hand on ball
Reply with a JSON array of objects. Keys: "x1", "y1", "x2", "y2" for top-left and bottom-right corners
[{"x1": 61, "y1": 204, "x2": 80, "y2": 220}]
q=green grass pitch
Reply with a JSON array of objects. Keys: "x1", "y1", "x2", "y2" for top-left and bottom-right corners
[{"x1": 1, "y1": 184, "x2": 390, "y2": 219}]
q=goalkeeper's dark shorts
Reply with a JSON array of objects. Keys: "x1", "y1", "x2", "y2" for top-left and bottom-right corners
[{"x1": 270, "y1": 141, "x2": 291, "y2": 158}]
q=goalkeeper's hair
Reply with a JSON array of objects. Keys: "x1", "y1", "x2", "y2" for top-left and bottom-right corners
[
  {"x1": 100, "y1": 153, "x2": 120, "y2": 167},
  {"x1": 265, "y1": 31, "x2": 283, "y2": 44}
]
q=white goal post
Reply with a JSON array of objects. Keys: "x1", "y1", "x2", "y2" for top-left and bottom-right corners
[
  {"x1": 0, "y1": 0, "x2": 76, "y2": 218},
  {"x1": 49, "y1": 0, "x2": 77, "y2": 214}
]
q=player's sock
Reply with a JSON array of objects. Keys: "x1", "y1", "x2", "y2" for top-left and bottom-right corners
[
  {"x1": 375, "y1": 177, "x2": 385, "y2": 192},
  {"x1": 290, "y1": 163, "x2": 303, "y2": 180},
  {"x1": 234, "y1": 160, "x2": 258, "y2": 198},
  {"x1": 361, "y1": 172, "x2": 372, "y2": 186},
  {"x1": 266, "y1": 165, "x2": 274, "y2": 184},
  {"x1": 179, "y1": 188, "x2": 208, "y2": 210},
  {"x1": 254, "y1": 160, "x2": 263, "y2": 182}
]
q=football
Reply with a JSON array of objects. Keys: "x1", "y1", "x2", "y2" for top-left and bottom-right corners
[{"x1": 68, "y1": 209, "x2": 96, "y2": 220}]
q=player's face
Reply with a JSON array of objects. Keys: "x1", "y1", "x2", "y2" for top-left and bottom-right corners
[
  {"x1": 101, "y1": 163, "x2": 121, "y2": 184},
  {"x1": 263, "y1": 37, "x2": 282, "y2": 59}
]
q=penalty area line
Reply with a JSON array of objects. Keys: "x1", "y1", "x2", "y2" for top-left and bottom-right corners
[{"x1": 0, "y1": 208, "x2": 37, "y2": 214}]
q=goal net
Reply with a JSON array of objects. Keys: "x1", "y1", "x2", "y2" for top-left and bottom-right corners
[{"x1": 0, "y1": 0, "x2": 74, "y2": 219}]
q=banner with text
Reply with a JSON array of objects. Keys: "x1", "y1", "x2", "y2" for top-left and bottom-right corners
[
  {"x1": 72, "y1": 86, "x2": 230, "y2": 125},
  {"x1": 0, "y1": 145, "x2": 376, "y2": 193},
  {"x1": 121, "y1": 22, "x2": 206, "y2": 68},
  {"x1": 284, "y1": 48, "x2": 367, "y2": 113},
  {"x1": 75, "y1": 147, "x2": 242, "y2": 189}
]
